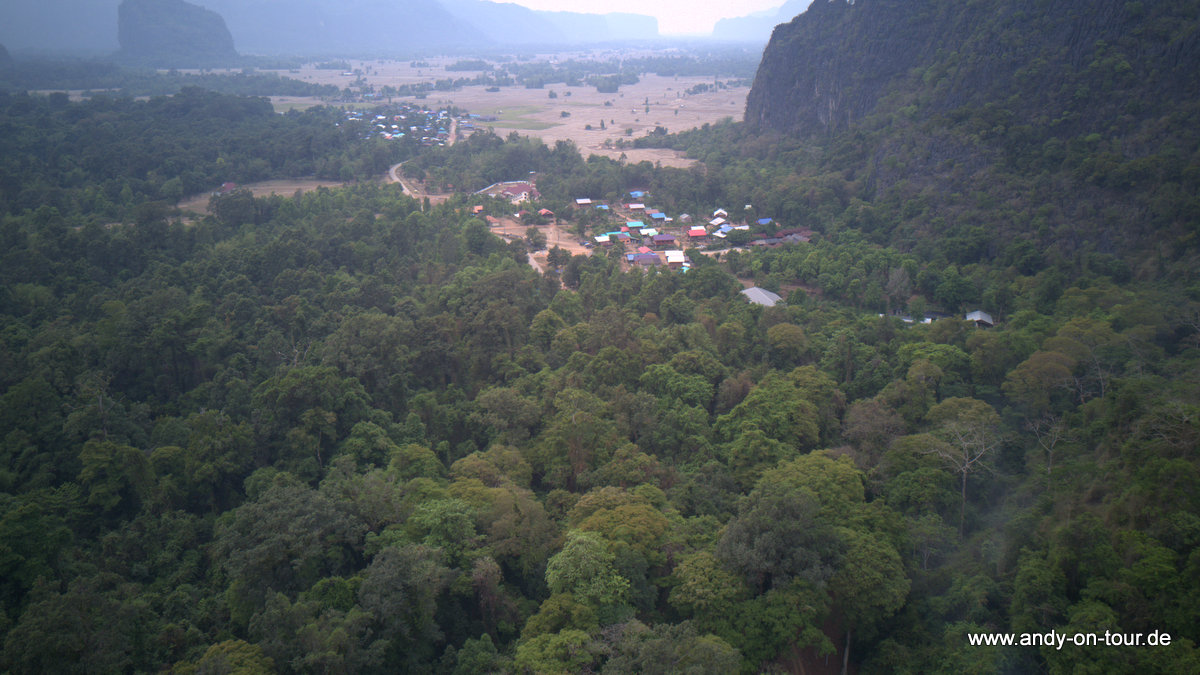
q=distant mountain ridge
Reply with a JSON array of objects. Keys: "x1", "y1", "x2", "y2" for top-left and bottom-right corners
[
  {"x1": 712, "y1": 0, "x2": 812, "y2": 43},
  {"x1": 196, "y1": 0, "x2": 658, "y2": 55},
  {"x1": 442, "y1": 0, "x2": 658, "y2": 45},
  {"x1": 195, "y1": 0, "x2": 489, "y2": 55},
  {"x1": 0, "y1": 0, "x2": 662, "y2": 57},
  {"x1": 116, "y1": 0, "x2": 238, "y2": 67}
]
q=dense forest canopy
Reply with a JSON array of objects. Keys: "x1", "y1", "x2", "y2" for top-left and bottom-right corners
[
  {"x1": 0, "y1": 59, "x2": 340, "y2": 98},
  {"x1": 1, "y1": 1, "x2": 1199, "y2": 672},
  {"x1": 0, "y1": 88, "x2": 406, "y2": 222}
]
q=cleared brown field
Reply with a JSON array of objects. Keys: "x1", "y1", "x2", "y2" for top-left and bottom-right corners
[
  {"x1": 178, "y1": 177, "x2": 343, "y2": 214},
  {"x1": 262, "y1": 56, "x2": 750, "y2": 168}
]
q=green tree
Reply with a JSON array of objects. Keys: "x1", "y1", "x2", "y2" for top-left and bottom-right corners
[
  {"x1": 669, "y1": 551, "x2": 747, "y2": 619},
  {"x1": 190, "y1": 639, "x2": 275, "y2": 674},
  {"x1": 251, "y1": 365, "x2": 372, "y2": 473},
  {"x1": 514, "y1": 629, "x2": 600, "y2": 675},
  {"x1": 924, "y1": 397, "x2": 1002, "y2": 536},
  {"x1": 767, "y1": 323, "x2": 810, "y2": 367},
  {"x1": 714, "y1": 372, "x2": 820, "y2": 450},
  {"x1": 828, "y1": 528, "x2": 910, "y2": 675},
  {"x1": 717, "y1": 482, "x2": 844, "y2": 592},
  {"x1": 211, "y1": 481, "x2": 367, "y2": 622},
  {"x1": 77, "y1": 439, "x2": 152, "y2": 516},
  {"x1": 545, "y1": 531, "x2": 630, "y2": 606},
  {"x1": 601, "y1": 620, "x2": 742, "y2": 674},
  {"x1": 357, "y1": 544, "x2": 452, "y2": 668}
]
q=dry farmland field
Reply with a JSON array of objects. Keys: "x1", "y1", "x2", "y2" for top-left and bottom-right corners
[
  {"x1": 177, "y1": 178, "x2": 344, "y2": 214},
  {"x1": 264, "y1": 54, "x2": 752, "y2": 168}
]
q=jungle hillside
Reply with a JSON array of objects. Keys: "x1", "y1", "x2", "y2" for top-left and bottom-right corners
[{"x1": 1, "y1": 0, "x2": 1199, "y2": 673}]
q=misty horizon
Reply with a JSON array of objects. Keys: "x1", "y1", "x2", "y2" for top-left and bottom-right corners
[{"x1": 0, "y1": 0, "x2": 814, "y2": 58}]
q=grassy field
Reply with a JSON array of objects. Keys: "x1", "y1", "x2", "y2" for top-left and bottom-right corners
[{"x1": 492, "y1": 105, "x2": 562, "y2": 131}]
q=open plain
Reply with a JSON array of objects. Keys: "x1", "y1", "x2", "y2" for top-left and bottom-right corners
[{"x1": 266, "y1": 55, "x2": 751, "y2": 168}]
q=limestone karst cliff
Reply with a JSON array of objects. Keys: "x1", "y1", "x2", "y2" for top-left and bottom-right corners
[{"x1": 116, "y1": 0, "x2": 237, "y2": 67}]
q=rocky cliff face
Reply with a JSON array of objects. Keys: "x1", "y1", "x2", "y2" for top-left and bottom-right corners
[
  {"x1": 744, "y1": 0, "x2": 1200, "y2": 137},
  {"x1": 117, "y1": 0, "x2": 237, "y2": 67}
]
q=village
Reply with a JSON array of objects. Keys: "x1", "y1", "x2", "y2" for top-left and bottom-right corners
[
  {"x1": 288, "y1": 93, "x2": 994, "y2": 325},
  {"x1": 340, "y1": 103, "x2": 458, "y2": 146},
  {"x1": 470, "y1": 179, "x2": 812, "y2": 271},
  {"x1": 466, "y1": 178, "x2": 996, "y2": 324}
]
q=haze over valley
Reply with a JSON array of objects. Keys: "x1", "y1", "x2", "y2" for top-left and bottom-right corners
[{"x1": 0, "y1": 0, "x2": 797, "y2": 57}]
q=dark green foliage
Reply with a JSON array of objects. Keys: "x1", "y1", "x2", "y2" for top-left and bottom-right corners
[
  {"x1": 0, "y1": 88, "x2": 406, "y2": 221},
  {"x1": 0, "y1": 59, "x2": 340, "y2": 98},
  {"x1": 717, "y1": 483, "x2": 843, "y2": 592}
]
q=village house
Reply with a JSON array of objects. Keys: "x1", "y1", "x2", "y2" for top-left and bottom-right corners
[
  {"x1": 627, "y1": 252, "x2": 662, "y2": 267},
  {"x1": 651, "y1": 233, "x2": 677, "y2": 249},
  {"x1": 749, "y1": 228, "x2": 811, "y2": 247},
  {"x1": 741, "y1": 287, "x2": 783, "y2": 307},
  {"x1": 966, "y1": 310, "x2": 995, "y2": 327},
  {"x1": 475, "y1": 180, "x2": 540, "y2": 205}
]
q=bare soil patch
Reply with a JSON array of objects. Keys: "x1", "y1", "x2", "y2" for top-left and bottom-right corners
[{"x1": 490, "y1": 217, "x2": 594, "y2": 258}]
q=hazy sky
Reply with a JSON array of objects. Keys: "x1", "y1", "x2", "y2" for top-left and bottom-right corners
[{"x1": 508, "y1": 0, "x2": 786, "y2": 35}]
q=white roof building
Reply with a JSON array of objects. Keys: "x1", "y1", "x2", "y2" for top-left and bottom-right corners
[
  {"x1": 741, "y1": 287, "x2": 783, "y2": 307},
  {"x1": 966, "y1": 310, "x2": 995, "y2": 327}
]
